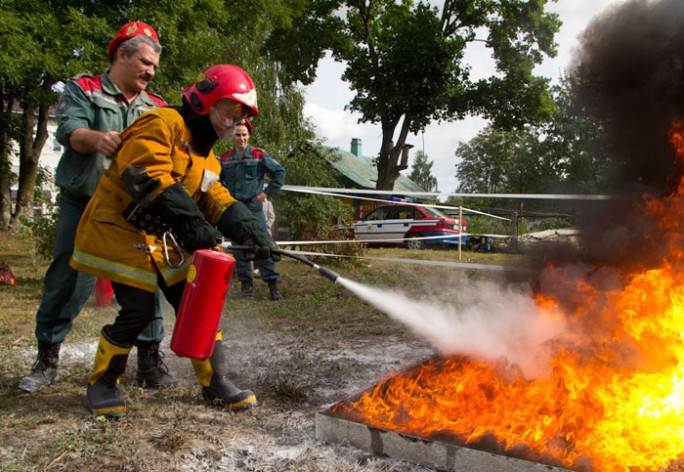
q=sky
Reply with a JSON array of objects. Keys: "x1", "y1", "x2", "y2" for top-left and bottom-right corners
[{"x1": 302, "y1": 0, "x2": 629, "y2": 199}]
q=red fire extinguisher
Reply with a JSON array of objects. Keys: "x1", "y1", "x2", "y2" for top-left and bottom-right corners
[
  {"x1": 170, "y1": 249, "x2": 235, "y2": 359},
  {"x1": 95, "y1": 278, "x2": 114, "y2": 307}
]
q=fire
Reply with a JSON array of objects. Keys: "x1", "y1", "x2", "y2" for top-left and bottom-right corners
[{"x1": 332, "y1": 124, "x2": 684, "y2": 471}]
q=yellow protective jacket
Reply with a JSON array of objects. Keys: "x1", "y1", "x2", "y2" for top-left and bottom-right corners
[{"x1": 70, "y1": 107, "x2": 236, "y2": 292}]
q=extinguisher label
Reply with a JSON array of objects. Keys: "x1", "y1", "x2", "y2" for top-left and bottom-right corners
[{"x1": 187, "y1": 264, "x2": 198, "y2": 283}]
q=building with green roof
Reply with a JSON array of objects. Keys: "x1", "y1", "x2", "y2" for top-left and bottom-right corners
[
  {"x1": 324, "y1": 138, "x2": 425, "y2": 193},
  {"x1": 321, "y1": 138, "x2": 431, "y2": 217}
]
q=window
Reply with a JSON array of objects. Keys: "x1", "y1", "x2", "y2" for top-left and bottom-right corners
[
  {"x1": 364, "y1": 207, "x2": 391, "y2": 221},
  {"x1": 397, "y1": 209, "x2": 413, "y2": 220}
]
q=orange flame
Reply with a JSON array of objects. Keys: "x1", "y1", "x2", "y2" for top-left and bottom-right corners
[{"x1": 332, "y1": 123, "x2": 684, "y2": 471}]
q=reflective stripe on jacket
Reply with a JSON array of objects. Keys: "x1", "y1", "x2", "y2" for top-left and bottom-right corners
[{"x1": 71, "y1": 107, "x2": 237, "y2": 292}]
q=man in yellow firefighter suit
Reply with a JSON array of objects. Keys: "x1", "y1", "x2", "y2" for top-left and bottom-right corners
[{"x1": 70, "y1": 64, "x2": 279, "y2": 418}]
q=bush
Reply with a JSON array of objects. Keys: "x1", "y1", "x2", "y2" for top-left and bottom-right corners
[
  {"x1": 304, "y1": 224, "x2": 366, "y2": 267},
  {"x1": 20, "y1": 200, "x2": 58, "y2": 260}
]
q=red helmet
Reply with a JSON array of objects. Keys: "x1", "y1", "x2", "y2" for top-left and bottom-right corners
[
  {"x1": 108, "y1": 21, "x2": 159, "y2": 63},
  {"x1": 183, "y1": 64, "x2": 259, "y2": 117}
]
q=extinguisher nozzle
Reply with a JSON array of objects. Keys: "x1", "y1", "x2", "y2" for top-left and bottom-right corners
[
  {"x1": 229, "y1": 246, "x2": 341, "y2": 283},
  {"x1": 318, "y1": 266, "x2": 339, "y2": 283}
]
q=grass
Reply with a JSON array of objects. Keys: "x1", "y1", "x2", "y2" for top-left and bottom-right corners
[
  {"x1": 0, "y1": 231, "x2": 531, "y2": 471},
  {"x1": 0, "y1": 233, "x2": 528, "y2": 348},
  {"x1": 0, "y1": 235, "x2": 117, "y2": 351}
]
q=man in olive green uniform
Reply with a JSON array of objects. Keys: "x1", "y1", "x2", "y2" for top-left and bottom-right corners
[{"x1": 19, "y1": 21, "x2": 175, "y2": 393}]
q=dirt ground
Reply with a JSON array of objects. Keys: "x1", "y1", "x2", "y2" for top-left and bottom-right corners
[
  {"x1": 2, "y1": 244, "x2": 456, "y2": 472},
  {"x1": 0, "y1": 243, "x2": 568, "y2": 472},
  {"x1": 169, "y1": 329, "x2": 435, "y2": 471},
  {"x1": 13, "y1": 315, "x2": 437, "y2": 472},
  {"x1": 4, "y1": 241, "x2": 681, "y2": 472}
]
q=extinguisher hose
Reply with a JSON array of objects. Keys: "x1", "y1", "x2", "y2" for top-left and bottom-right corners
[{"x1": 225, "y1": 246, "x2": 340, "y2": 283}]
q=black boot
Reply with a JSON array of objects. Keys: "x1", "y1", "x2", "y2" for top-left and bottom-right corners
[
  {"x1": 136, "y1": 342, "x2": 178, "y2": 389},
  {"x1": 191, "y1": 336, "x2": 256, "y2": 411},
  {"x1": 86, "y1": 329, "x2": 132, "y2": 419},
  {"x1": 237, "y1": 280, "x2": 253, "y2": 299},
  {"x1": 18, "y1": 341, "x2": 61, "y2": 393},
  {"x1": 267, "y1": 280, "x2": 283, "y2": 301}
]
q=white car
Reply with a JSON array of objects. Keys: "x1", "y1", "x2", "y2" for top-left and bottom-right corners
[{"x1": 350, "y1": 203, "x2": 467, "y2": 249}]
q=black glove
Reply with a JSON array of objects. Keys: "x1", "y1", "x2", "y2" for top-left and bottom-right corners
[
  {"x1": 174, "y1": 218, "x2": 222, "y2": 253},
  {"x1": 151, "y1": 183, "x2": 222, "y2": 253},
  {"x1": 217, "y1": 202, "x2": 281, "y2": 262}
]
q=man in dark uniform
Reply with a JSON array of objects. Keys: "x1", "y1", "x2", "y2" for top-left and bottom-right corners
[{"x1": 219, "y1": 119, "x2": 286, "y2": 300}]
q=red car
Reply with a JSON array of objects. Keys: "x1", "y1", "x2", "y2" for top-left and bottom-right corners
[{"x1": 349, "y1": 203, "x2": 467, "y2": 249}]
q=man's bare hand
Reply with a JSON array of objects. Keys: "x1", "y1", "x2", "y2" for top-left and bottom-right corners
[
  {"x1": 252, "y1": 192, "x2": 267, "y2": 203},
  {"x1": 96, "y1": 131, "x2": 123, "y2": 157},
  {"x1": 69, "y1": 128, "x2": 122, "y2": 157}
]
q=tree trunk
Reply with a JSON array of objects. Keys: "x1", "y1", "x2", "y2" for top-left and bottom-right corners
[
  {"x1": 376, "y1": 141, "x2": 403, "y2": 190},
  {"x1": 0, "y1": 86, "x2": 14, "y2": 230},
  {"x1": 10, "y1": 100, "x2": 48, "y2": 230},
  {"x1": 0, "y1": 171, "x2": 9, "y2": 231},
  {"x1": 375, "y1": 115, "x2": 412, "y2": 190}
]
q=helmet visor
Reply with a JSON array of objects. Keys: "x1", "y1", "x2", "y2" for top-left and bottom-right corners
[
  {"x1": 210, "y1": 100, "x2": 249, "y2": 141},
  {"x1": 211, "y1": 100, "x2": 248, "y2": 126}
]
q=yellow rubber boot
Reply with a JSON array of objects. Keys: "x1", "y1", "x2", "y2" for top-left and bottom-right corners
[
  {"x1": 86, "y1": 328, "x2": 132, "y2": 419},
  {"x1": 191, "y1": 332, "x2": 257, "y2": 411}
]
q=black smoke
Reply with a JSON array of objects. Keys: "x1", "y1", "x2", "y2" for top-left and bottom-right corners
[
  {"x1": 507, "y1": 0, "x2": 684, "y2": 293},
  {"x1": 567, "y1": 0, "x2": 684, "y2": 271},
  {"x1": 573, "y1": 0, "x2": 684, "y2": 194}
]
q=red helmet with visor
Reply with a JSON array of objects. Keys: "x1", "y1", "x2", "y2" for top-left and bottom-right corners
[{"x1": 183, "y1": 64, "x2": 259, "y2": 117}]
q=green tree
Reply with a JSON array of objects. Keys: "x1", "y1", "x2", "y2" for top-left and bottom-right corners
[
  {"x1": 0, "y1": 2, "x2": 112, "y2": 229},
  {"x1": 277, "y1": 142, "x2": 354, "y2": 241},
  {"x1": 201, "y1": 2, "x2": 350, "y2": 241},
  {"x1": 454, "y1": 77, "x2": 609, "y2": 212},
  {"x1": 137, "y1": 0, "x2": 348, "y2": 242},
  {"x1": 269, "y1": 0, "x2": 560, "y2": 191},
  {"x1": 543, "y1": 76, "x2": 610, "y2": 193},
  {"x1": 409, "y1": 150, "x2": 437, "y2": 192},
  {"x1": 0, "y1": 0, "x2": 318, "y2": 231},
  {"x1": 455, "y1": 126, "x2": 550, "y2": 193},
  {"x1": 0, "y1": 0, "x2": 231, "y2": 229}
]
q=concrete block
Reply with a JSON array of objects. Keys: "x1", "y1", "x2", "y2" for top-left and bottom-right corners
[{"x1": 316, "y1": 410, "x2": 572, "y2": 472}]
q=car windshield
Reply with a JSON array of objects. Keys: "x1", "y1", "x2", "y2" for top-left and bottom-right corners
[{"x1": 421, "y1": 205, "x2": 448, "y2": 218}]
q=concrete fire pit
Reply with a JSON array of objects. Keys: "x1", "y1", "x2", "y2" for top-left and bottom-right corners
[{"x1": 316, "y1": 409, "x2": 572, "y2": 472}]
